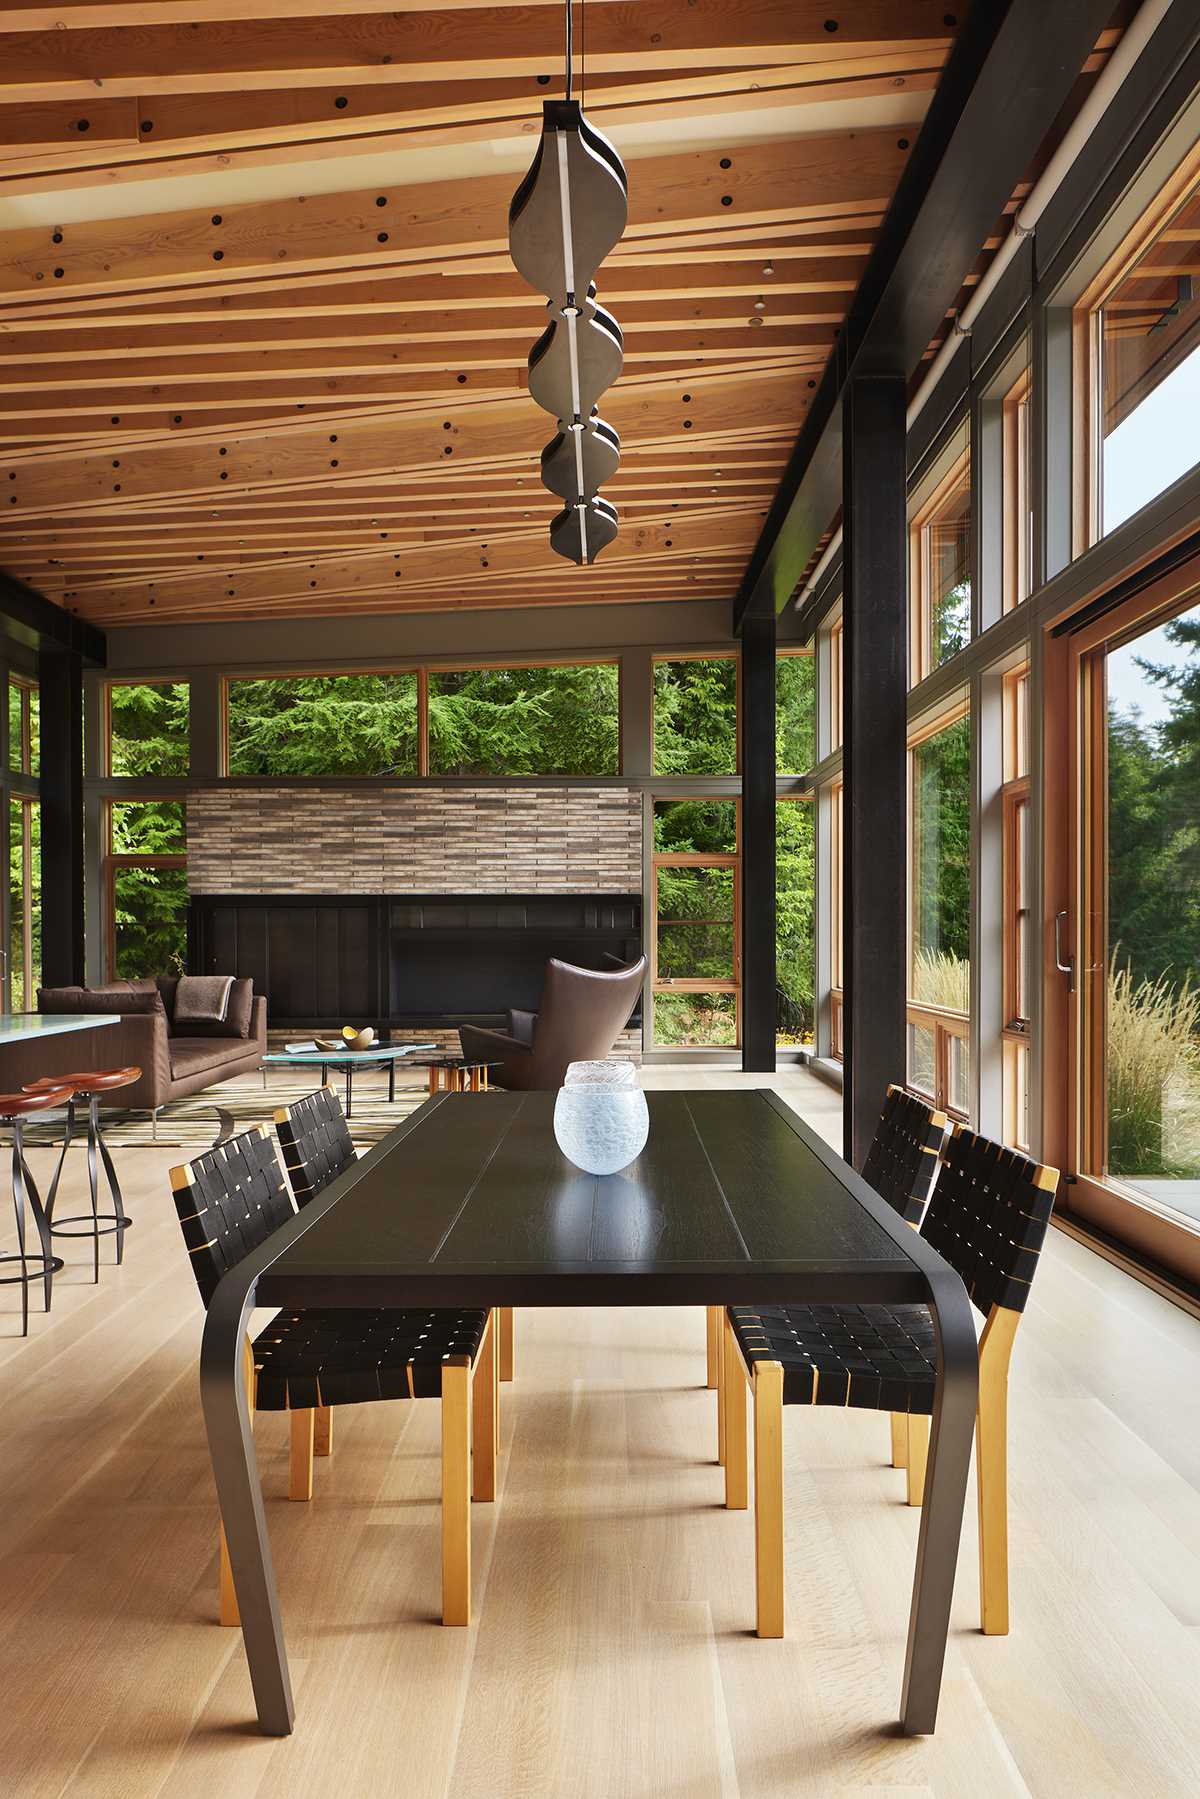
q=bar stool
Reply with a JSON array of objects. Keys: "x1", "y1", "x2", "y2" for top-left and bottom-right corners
[
  {"x1": 0, "y1": 1085, "x2": 72, "y2": 1336},
  {"x1": 26, "y1": 1067, "x2": 141, "y2": 1284}
]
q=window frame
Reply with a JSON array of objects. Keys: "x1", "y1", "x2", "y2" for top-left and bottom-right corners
[
  {"x1": 907, "y1": 700, "x2": 972, "y2": 1119},
  {"x1": 9, "y1": 675, "x2": 38, "y2": 778},
  {"x1": 104, "y1": 677, "x2": 189, "y2": 780},
  {"x1": 1002, "y1": 368, "x2": 1034, "y2": 614},
  {"x1": 1001, "y1": 664, "x2": 1032, "y2": 1150},
  {"x1": 650, "y1": 650, "x2": 740, "y2": 778},
  {"x1": 909, "y1": 448, "x2": 972, "y2": 685},
  {"x1": 102, "y1": 797, "x2": 188, "y2": 982},
  {"x1": 649, "y1": 795, "x2": 741, "y2": 1048}
]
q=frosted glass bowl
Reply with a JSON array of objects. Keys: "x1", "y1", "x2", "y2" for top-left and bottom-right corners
[{"x1": 553, "y1": 1059, "x2": 649, "y2": 1176}]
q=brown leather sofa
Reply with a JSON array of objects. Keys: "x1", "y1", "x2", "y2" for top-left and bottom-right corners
[
  {"x1": 9, "y1": 976, "x2": 267, "y2": 1130},
  {"x1": 459, "y1": 955, "x2": 646, "y2": 1091}
]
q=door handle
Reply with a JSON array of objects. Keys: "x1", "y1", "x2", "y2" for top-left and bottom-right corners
[{"x1": 1054, "y1": 910, "x2": 1075, "y2": 994}]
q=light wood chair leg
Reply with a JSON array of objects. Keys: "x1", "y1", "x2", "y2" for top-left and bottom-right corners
[
  {"x1": 753, "y1": 1361, "x2": 785, "y2": 1638},
  {"x1": 498, "y1": 1305, "x2": 514, "y2": 1382},
  {"x1": 723, "y1": 1315, "x2": 748, "y2": 1510},
  {"x1": 314, "y1": 1404, "x2": 333, "y2": 1458},
  {"x1": 218, "y1": 1336, "x2": 256, "y2": 1626},
  {"x1": 289, "y1": 1407, "x2": 315, "y2": 1501},
  {"x1": 706, "y1": 1304, "x2": 721, "y2": 1390},
  {"x1": 905, "y1": 1412, "x2": 930, "y2": 1507},
  {"x1": 890, "y1": 1411, "x2": 907, "y2": 1468},
  {"x1": 472, "y1": 1313, "x2": 498, "y2": 1503},
  {"x1": 977, "y1": 1306, "x2": 1019, "y2": 1634},
  {"x1": 441, "y1": 1357, "x2": 472, "y2": 1626},
  {"x1": 716, "y1": 1308, "x2": 726, "y2": 1464}
]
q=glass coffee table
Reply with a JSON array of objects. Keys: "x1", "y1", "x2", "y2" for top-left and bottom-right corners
[{"x1": 261, "y1": 1043, "x2": 437, "y2": 1119}]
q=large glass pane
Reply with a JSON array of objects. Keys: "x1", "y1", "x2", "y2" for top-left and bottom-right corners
[
  {"x1": 428, "y1": 663, "x2": 618, "y2": 775},
  {"x1": 653, "y1": 992, "x2": 737, "y2": 1047},
  {"x1": 776, "y1": 800, "x2": 814, "y2": 1044},
  {"x1": 110, "y1": 799, "x2": 185, "y2": 855},
  {"x1": 1105, "y1": 602, "x2": 1200, "y2": 1219},
  {"x1": 911, "y1": 715, "x2": 971, "y2": 1008},
  {"x1": 653, "y1": 799, "x2": 737, "y2": 855},
  {"x1": 112, "y1": 864, "x2": 188, "y2": 978},
  {"x1": 9, "y1": 797, "x2": 24, "y2": 1011},
  {"x1": 109, "y1": 680, "x2": 189, "y2": 776},
  {"x1": 226, "y1": 673, "x2": 416, "y2": 776},
  {"x1": 652, "y1": 658, "x2": 737, "y2": 774},
  {"x1": 908, "y1": 1020, "x2": 935, "y2": 1097},
  {"x1": 776, "y1": 653, "x2": 815, "y2": 774},
  {"x1": 7, "y1": 682, "x2": 20, "y2": 772},
  {"x1": 655, "y1": 866, "x2": 735, "y2": 983},
  {"x1": 28, "y1": 801, "x2": 40, "y2": 1002},
  {"x1": 924, "y1": 472, "x2": 971, "y2": 668},
  {"x1": 1100, "y1": 180, "x2": 1200, "y2": 535},
  {"x1": 28, "y1": 687, "x2": 39, "y2": 777}
]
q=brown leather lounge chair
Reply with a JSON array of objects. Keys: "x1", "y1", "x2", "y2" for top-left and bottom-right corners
[{"x1": 458, "y1": 956, "x2": 647, "y2": 1091}]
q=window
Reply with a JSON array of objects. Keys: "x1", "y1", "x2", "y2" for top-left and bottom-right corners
[
  {"x1": 829, "y1": 779, "x2": 843, "y2": 1060},
  {"x1": 1003, "y1": 369, "x2": 1034, "y2": 612},
  {"x1": 8, "y1": 797, "x2": 39, "y2": 1012},
  {"x1": 1002, "y1": 666, "x2": 1032, "y2": 1149},
  {"x1": 107, "y1": 680, "x2": 188, "y2": 777},
  {"x1": 105, "y1": 799, "x2": 187, "y2": 978},
  {"x1": 652, "y1": 656, "x2": 738, "y2": 774},
  {"x1": 776, "y1": 799, "x2": 814, "y2": 1046},
  {"x1": 8, "y1": 677, "x2": 38, "y2": 776},
  {"x1": 427, "y1": 663, "x2": 619, "y2": 776},
  {"x1": 225, "y1": 673, "x2": 418, "y2": 776},
  {"x1": 776, "y1": 650, "x2": 815, "y2": 774},
  {"x1": 911, "y1": 455, "x2": 972, "y2": 682},
  {"x1": 651, "y1": 799, "x2": 739, "y2": 1047},
  {"x1": 829, "y1": 618, "x2": 843, "y2": 752},
  {"x1": 909, "y1": 710, "x2": 971, "y2": 1116},
  {"x1": 1092, "y1": 165, "x2": 1200, "y2": 537}
]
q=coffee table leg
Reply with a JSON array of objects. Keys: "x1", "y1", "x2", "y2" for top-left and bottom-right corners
[
  {"x1": 898, "y1": 1273, "x2": 978, "y2": 1734},
  {"x1": 389, "y1": 1058, "x2": 395, "y2": 1104},
  {"x1": 201, "y1": 1279, "x2": 294, "y2": 1736},
  {"x1": 346, "y1": 1062, "x2": 353, "y2": 1121}
]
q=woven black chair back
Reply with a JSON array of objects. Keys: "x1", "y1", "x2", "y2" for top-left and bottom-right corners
[
  {"x1": 170, "y1": 1124, "x2": 295, "y2": 1307},
  {"x1": 274, "y1": 1084, "x2": 356, "y2": 1208},
  {"x1": 921, "y1": 1126, "x2": 1059, "y2": 1317},
  {"x1": 860, "y1": 1084, "x2": 947, "y2": 1224}
]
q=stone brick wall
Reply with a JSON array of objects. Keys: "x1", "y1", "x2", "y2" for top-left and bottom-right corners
[{"x1": 186, "y1": 785, "x2": 644, "y2": 895}]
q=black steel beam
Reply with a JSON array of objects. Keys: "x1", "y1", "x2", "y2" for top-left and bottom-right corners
[
  {"x1": 732, "y1": 0, "x2": 1117, "y2": 632},
  {"x1": 740, "y1": 611, "x2": 776, "y2": 1073},
  {"x1": 0, "y1": 573, "x2": 106, "y2": 665},
  {"x1": 842, "y1": 375, "x2": 907, "y2": 1170},
  {"x1": 39, "y1": 649, "x2": 86, "y2": 988}
]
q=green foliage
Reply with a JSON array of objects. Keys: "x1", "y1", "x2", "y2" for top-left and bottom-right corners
[
  {"x1": 1107, "y1": 956, "x2": 1200, "y2": 1178},
  {"x1": 653, "y1": 799, "x2": 737, "y2": 855},
  {"x1": 109, "y1": 681, "x2": 189, "y2": 776},
  {"x1": 653, "y1": 658, "x2": 737, "y2": 773},
  {"x1": 428, "y1": 664, "x2": 618, "y2": 775},
  {"x1": 933, "y1": 580, "x2": 971, "y2": 666},
  {"x1": 776, "y1": 654, "x2": 815, "y2": 774},
  {"x1": 113, "y1": 865, "x2": 188, "y2": 979},
  {"x1": 227, "y1": 674, "x2": 418, "y2": 776},
  {"x1": 776, "y1": 801, "x2": 814, "y2": 1037},
  {"x1": 911, "y1": 715, "x2": 970, "y2": 986},
  {"x1": 911, "y1": 946, "x2": 970, "y2": 1011},
  {"x1": 653, "y1": 992, "x2": 737, "y2": 1046}
]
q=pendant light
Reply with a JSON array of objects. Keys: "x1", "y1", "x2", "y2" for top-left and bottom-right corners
[{"x1": 508, "y1": 0, "x2": 628, "y2": 565}]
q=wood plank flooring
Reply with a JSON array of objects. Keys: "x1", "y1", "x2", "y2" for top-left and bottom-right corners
[{"x1": 1, "y1": 1068, "x2": 1198, "y2": 1798}]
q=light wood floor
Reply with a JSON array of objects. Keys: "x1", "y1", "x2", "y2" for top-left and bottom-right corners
[{"x1": 2, "y1": 1068, "x2": 1199, "y2": 1799}]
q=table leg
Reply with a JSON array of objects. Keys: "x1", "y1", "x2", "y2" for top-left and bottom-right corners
[
  {"x1": 898, "y1": 1277, "x2": 978, "y2": 1735},
  {"x1": 346, "y1": 1062, "x2": 353, "y2": 1121},
  {"x1": 201, "y1": 1280, "x2": 294, "y2": 1736},
  {"x1": 388, "y1": 1058, "x2": 396, "y2": 1103}
]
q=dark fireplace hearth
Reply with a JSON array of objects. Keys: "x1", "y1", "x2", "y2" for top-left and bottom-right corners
[{"x1": 189, "y1": 892, "x2": 642, "y2": 1032}]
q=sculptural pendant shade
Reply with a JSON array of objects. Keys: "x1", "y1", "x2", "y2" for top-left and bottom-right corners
[{"x1": 508, "y1": 5, "x2": 628, "y2": 566}]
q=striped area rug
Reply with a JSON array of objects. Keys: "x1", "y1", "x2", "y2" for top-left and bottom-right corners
[{"x1": 18, "y1": 1066, "x2": 430, "y2": 1152}]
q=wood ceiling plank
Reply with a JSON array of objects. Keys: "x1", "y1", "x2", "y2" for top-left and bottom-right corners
[{"x1": 0, "y1": 129, "x2": 910, "y2": 298}]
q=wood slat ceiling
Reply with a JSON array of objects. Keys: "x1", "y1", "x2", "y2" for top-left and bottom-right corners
[{"x1": 0, "y1": 2, "x2": 1104, "y2": 627}]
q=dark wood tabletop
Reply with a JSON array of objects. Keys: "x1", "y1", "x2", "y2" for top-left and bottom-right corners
[{"x1": 203, "y1": 1086, "x2": 979, "y2": 1742}]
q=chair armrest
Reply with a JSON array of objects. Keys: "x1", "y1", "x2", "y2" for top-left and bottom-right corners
[
  {"x1": 459, "y1": 1023, "x2": 528, "y2": 1063},
  {"x1": 507, "y1": 1008, "x2": 537, "y2": 1046},
  {"x1": 105, "y1": 1012, "x2": 173, "y2": 1110},
  {"x1": 250, "y1": 995, "x2": 267, "y2": 1049}
]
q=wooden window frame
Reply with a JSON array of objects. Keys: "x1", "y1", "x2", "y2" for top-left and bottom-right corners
[
  {"x1": 6, "y1": 794, "x2": 37, "y2": 1013},
  {"x1": 1073, "y1": 140, "x2": 1200, "y2": 554},
  {"x1": 829, "y1": 618, "x2": 843, "y2": 752},
  {"x1": 829, "y1": 778, "x2": 843, "y2": 1061},
  {"x1": 650, "y1": 796, "x2": 741, "y2": 1048},
  {"x1": 907, "y1": 1001, "x2": 970, "y2": 1120},
  {"x1": 650, "y1": 650, "x2": 740, "y2": 778},
  {"x1": 909, "y1": 450, "x2": 972, "y2": 685},
  {"x1": 1002, "y1": 369, "x2": 1033, "y2": 614},
  {"x1": 103, "y1": 797, "x2": 187, "y2": 983},
  {"x1": 907, "y1": 701, "x2": 972, "y2": 1117},
  {"x1": 9, "y1": 675, "x2": 37, "y2": 778}
]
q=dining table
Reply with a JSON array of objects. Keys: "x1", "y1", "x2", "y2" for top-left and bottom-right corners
[{"x1": 203, "y1": 1087, "x2": 979, "y2": 1739}]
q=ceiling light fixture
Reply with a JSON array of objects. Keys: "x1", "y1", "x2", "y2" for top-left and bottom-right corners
[{"x1": 509, "y1": 0, "x2": 627, "y2": 565}]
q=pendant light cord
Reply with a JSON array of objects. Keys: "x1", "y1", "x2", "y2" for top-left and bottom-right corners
[{"x1": 565, "y1": 0, "x2": 573, "y2": 101}]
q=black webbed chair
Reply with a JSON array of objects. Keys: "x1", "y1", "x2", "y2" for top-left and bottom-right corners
[
  {"x1": 722, "y1": 1124, "x2": 1058, "y2": 1639},
  {"x1": 273, "y1": 1082, "x2": 356, "y2": 1210},
  {"x1": 170, "y1": 1122, "x2": 498, "y2": 1628}
]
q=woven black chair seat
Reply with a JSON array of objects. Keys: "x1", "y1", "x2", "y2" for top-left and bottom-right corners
[
  {"x1": 728, "y1": 1303, "x2": 937, "y2": 1414},
  {"x1": 253, "y1": 1307, "x2": 490, "y2": 1410}
]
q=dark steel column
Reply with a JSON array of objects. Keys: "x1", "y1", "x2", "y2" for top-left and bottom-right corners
[
  {"x1": 741, "y1": 612, "x2": 776, "y2": 1072},
  {"x1": 38, "y1": 649, "x2": 86, "y2": 989},
  {"x1": 842, "y1": 375, "x2": 907, "y2": 1168}
]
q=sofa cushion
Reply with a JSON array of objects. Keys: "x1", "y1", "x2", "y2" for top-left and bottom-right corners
[
  {"x1": 169, "y1": 1036, "x2": 254, "y2": 1079},
  {"x1": 39, "y1": 984, "x2": 165, "y2": 1017},
  {"x1": 156, "y1": 975, "x2": 179, "y2": 1019},
  {"x1": 167, "y1": 976, "x2": 253, "y2": 1039}
]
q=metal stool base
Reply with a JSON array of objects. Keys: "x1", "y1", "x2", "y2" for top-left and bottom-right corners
[
  {"x1": 49, "y1": 1215, "x2": 133, "y2": 1239},
  {"x1": 0, "y1": 1250, "x2": 64, "y2": 1284}
]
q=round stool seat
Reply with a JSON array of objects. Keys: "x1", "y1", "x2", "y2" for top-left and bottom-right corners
[
  {"x1": 0, "y1": 1085, "x2": 75, "y2": 1118},
  {"x1": 27, "y1": 1066, "x2": 140, "y2": 1098}
]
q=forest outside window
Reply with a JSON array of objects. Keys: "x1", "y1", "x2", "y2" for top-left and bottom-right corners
[
  {"x1": 652, "y1": 655, "x2": 738, "y2": 775},
  {"x1": 105, "y1": 799, "x2": 187, "y2": 979},
  {"x1": 829, "y1": 618, "x2": 843, "y2": 752},
  {"x1": 651, "y1": 799, "x2": 739, "y2": 1048},
  {"x1": 427, "y1": 663, "x2": 619, "y2": 776},
  {"x1": 9, "y1": 678, "x2": 38, "y2": 776},
  {"x1": 909, "y1": 708, "x2": 971, "y2": 1117},
  {"x1": 107, "y1": 680, "x2": 188, "y2": 777},
  {"x1": 225, "y1": 673, "x2": 417, "y2": 776},
  {"x1": 1091, "y1": 161, "x2": 1200, "y2": 539},
  {"x1": 911, "y1": 454, "x2": 972, "y2": 682},
  {"x1": 1002, "y1": 665, "x2": 1032, "y2": 1150},
  {"x1": 776, "y1": 798, "x2": 814, "y2": 1047},
  {"x1": 8, "y1": 797, "x2": 39, "y2": 1012},
  {"x1": 776, "y1": 650, "x2": 815, "y2": 774},
  {"x1": 829, "y1": 779, "x2": 843, "y2": 1060}
]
